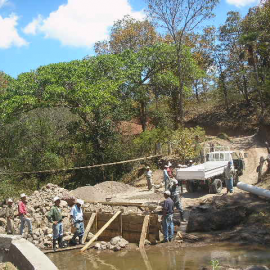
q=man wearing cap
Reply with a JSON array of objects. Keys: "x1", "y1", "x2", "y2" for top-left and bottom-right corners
[
  {"x1": 47, "y1": 196, "x2": 63, "y2": 251},
  {"x1": 224, "y1": 161, "x2": 234, "y2": 193},
  {"x1": 162, "y1": 190, "x2": 174, "y2": 242},
  {"x1": 70, "y1": 199, "x2": 84, "y2": 245},
  {"x1": 163, "y1": 165, "x2": 170, "y2": 190},
  {"x1": 18, "y1": 194, "x2": 32, "y2": 235},
  {"x1": 169, "y1": 179, "x2": 186, "y2": 223},
  {"x1": 6, "y1": 199, "x2": 15, "y2": 234},
  {"x1": 145, "y1": 166, "x2": 153, "y2": 190}
]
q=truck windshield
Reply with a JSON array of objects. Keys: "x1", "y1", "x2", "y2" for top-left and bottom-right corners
[{"x1": 208, "y1": 152, "x2": 230, "y2": 161}]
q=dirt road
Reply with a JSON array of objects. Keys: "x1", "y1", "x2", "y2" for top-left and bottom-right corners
[{"x1": 111, "y1": 135, "x2": 268, "y2": 208}]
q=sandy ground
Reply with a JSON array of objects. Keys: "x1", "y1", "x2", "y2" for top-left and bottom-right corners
[{"x1": 110, "y1": 135, "x2": 269, "y2": 209}]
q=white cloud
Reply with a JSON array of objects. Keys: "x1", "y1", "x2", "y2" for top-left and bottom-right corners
[
  {"x1": 23, "y1": 14, "x2": 43, "y2": 35},
  {"x1": 226, "y1": 0, "x2": 259, "y2": 7},
  {"x1": 23, "y1": 0, "x2": 144, "y2": 48},
  {"x1": 0, "y1": 14, "x2": 28, "y2": 49},
  {"x1": 0, "y1": 0, "x2": 8, "y2": 8}
]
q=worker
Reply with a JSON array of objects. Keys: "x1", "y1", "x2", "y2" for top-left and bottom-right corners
[
  {"x1": 224, "y1": 161, "x2": 234, "y2": 193},
  {"x1": 167, "y1": 163, "x2": 173, "y2": 178},
  {"x1": 169, "y1": 179, "x2": 186, "y2": 223},
  {"x1": 163, "y1": 165, "x2": 170, "y2": 190},
  {"x1": 47, "y1": 196, "x2": 63, "y2": 252},
  {"x1": 145, "y1": 166, "x2": 153, "y2": 190},
  {"x1": 6, "y1": 198, "x2": 15, "y2": 234},
  {"x1": 18, "y1": 193, "x2": 32, "y2": 236},
  {"x1": 70, "y1": 199, "x2": 84, "y2": 245},
  {"x1": 188, "y1": 160, "x2": 193, "y2": 167},
  {"x1": 162, "y1": 190, "x2": 174, "y2": 243}
]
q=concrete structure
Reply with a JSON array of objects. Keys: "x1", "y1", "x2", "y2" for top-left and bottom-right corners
[{"x1": 0, "y1": 234, "x2": 58, "y2": 270}]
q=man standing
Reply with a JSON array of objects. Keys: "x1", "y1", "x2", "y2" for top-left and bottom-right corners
[
  {"x1": 167, "y1": 163, "x2": 173, "y2": 178},
  {"x1": 145, "y1": 166, "x2": 153, "y2": 190},
  {"x1": 18, "y1": 194, "x2": 32, "y2": 235},
  {"x1": 70, "y1": 199, "x2": 84, "y2": 245},
  {"x1": 169, "y1": 179, "x2": 186, "y2": 223},
  {"x1": 163, "y1": 165, "x2": 170, "y2": 190},
  {"x1": 224, "y1": 161, "x2": 234, "y2": 193},
  {"x1": 162, "y1": 190, "x2": 174, "y2": 243},
  {"x1": 6, "y1": 199, "x2": 15, "y2": 234},
  {"x1": 47, "y1": 196, "x2": 63, "y2": 252}
]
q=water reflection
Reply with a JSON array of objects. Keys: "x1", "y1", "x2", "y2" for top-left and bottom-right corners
[{"x1": 48, "y1": 243, "x2": 270, "y2": 270}]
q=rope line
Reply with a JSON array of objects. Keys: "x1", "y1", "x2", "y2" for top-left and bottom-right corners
[{"x1": 0, "y1": 155, "x2": 161, "y2": 176}]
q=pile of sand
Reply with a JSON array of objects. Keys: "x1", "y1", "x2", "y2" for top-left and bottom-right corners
[{"x1": 70, "y1": 181, "x2": 137, "y2": 202}]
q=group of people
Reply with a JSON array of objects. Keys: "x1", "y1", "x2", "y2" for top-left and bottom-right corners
[{"x1": 5, "y1": 193, "x2": 86, "y2": 252}]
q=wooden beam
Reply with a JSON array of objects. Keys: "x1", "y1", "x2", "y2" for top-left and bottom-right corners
[
  {"x1": 139, "y1": 215, "x2": 150, "y2": 249},
  {"x1": 84, "y1": 201, "x2": 146, "y2": 207},
  {"x1": 82, "y1": 213, "x2": 96, "y2": 244},
  {"x1": 81, "y1": 211, "x2": 122, "y2": 252},
  {"x1": 140, "y1": 248, "x2": 153, "y2": 270}
]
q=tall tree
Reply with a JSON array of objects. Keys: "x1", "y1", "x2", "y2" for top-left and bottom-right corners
[{"x1": 146, "y1": 0, "x2": 219, "y2": 127}]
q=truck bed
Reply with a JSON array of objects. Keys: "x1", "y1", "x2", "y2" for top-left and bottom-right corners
[{"x1": 176, "y1": 161, "x2": 228, "y2": 180}]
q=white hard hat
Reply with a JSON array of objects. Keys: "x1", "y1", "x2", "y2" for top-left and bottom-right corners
[
  {"x1": 164, "y1": 190, "x2": 171, "y2": 196},
  {"x1": 7, "y1": 198, "x2": 13, "y2": 203},
  {"x1": 53, "y1": 196, "x2": 60, "y2": 202},
  {"x1": 164, "y1": 165, "x2": 169, "y2": 168},
  {"x1": 77, "y1": 199, "x2": 84, "y2": 205},
  {"x1": 20, "y1": 193, "x2": 26, "y2": 198},
  {"x1": 189, "y1": 160, "x2": 193, "y2": 163},
  {"x1": 168, "y1": 162, "x2": 172, "y2": 167},
  {"x1": 146, "y1": 166, "x2": 150, "y2": 169}
]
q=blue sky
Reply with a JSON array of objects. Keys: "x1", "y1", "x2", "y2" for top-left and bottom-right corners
[{"x1": 0, "y1": 0, "x2": 259, "y2": 78}]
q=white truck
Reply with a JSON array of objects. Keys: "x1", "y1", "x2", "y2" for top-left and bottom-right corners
[{"x1": 176, "y1": 147, "x2": 245, "y2": 194}]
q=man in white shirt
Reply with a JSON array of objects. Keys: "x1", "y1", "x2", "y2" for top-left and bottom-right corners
[
  {"x1": 145, "y1": 166, "x2": 153, "y2": 190},
  {"x1": 70, "y1": 199, "x2": 84, "y2": 245}
]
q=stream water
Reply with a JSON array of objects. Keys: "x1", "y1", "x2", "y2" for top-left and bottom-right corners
[{"x1": 48, "y1": 243, "x2": 270, "y2": 270}]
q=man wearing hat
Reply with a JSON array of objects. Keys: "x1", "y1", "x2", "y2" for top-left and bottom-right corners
[
  {"x1": 47, "y1": 196, "x2": 63, "y2": 251},
  {"x1": 18, "y1": 193, "x2": 32, "y2": 235},
  {"x1": 70, "y1": 199, "x2": 84, "y2": 245},
  {"x1": 169, "y1": 179, "x2": 186, "y2": 222},
  {"x1": 6, "y1": 199, "x2": 15, "y2": 234},
  {"x1": 163, "y1": 165, "x2": 170, "y2": 190},
  {"x1": 145, "y1": 166, "x2": 153, "y2": 190},
  {"x1": 162, "y1": 190, "x2": 174, "y2": 242},
  {"x1": 225, "y1": 161, "x2": 234, "y2": 193}
]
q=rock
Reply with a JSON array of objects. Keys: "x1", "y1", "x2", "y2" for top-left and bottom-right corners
[
  {"x1": 113, "y1": 245, "x2": 121, "y2": 252},
  {"x1": 110, "y1": 236, "x2": 122, "y2": 245},
  {"x1": 119, "y1": 238, "x2": 129, "y2": 248},
  {"x1": 94, "y1": 243, "x2": 101, "y2": 250},
  {"x1": 0, "y1": 218, "x2": 7, "y2": 227}
]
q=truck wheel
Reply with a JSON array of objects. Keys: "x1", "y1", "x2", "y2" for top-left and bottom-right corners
[
  {"x1": 233, "y1": 173, "x2": 239, "y2": 186},
  {"x1": 211, "y1": 179, "x2": 222, "y2": 194},
  {"x1": 186, "y1": 182, "x2": 198, "y2": 193}
]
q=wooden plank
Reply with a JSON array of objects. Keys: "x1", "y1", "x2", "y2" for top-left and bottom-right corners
[
  {"x1": 84, "y1": 201, "x2": 145, "y2": 207},
  {"x1": 81, "y1": 211, "x2": 122, "y2": 252},
  {"x1": 139, "y1": 215, "x2": 150, "y2": 249},
  {"x1": 82, "y1": 213, "x2": 96, "y2": 244},
  {"x1": 43, "y1": 244, "x2": 84, "y2": 254}
]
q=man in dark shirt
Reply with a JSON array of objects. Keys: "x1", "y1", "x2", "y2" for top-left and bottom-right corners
[{"x1": 162, "y1": 190, "x2": 174, "y2": 242}]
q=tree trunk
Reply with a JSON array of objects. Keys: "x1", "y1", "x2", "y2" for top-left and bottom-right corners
[
  {"x1": 220, "y1": 72, "x2": 229, "y2": 113},
  {"x1": 140, "y1": 100, "x2": 147, "y2": 132}
]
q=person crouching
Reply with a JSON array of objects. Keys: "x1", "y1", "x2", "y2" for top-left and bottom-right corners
[
  {"x1": 70, "y1": 199, "x2": 84, "y2": 245},
  {"x1": 47, "y1": 196, "x2": 63, "y2": 252},
  {"x1": 6, "y1": 198, "x2": 15, "y2": 234}
]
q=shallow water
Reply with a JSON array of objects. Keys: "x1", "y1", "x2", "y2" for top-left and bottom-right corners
[{"x1": 48, "y1": 243, "x2": 270, "y2": 270}]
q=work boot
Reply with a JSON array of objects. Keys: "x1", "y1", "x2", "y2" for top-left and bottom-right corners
[
  {"x1": 69, "y1": 236, "x2": 77, "y2": 246},
  {"x1": 58, "y1": 236, "x2": 63, "y2": 248},
  {"x1": 53, "y1": 239, "x2": 57, "y2": 252},
  {"x1": 180, "y1": 212, "x2": 186, "y2": 222},
  {"x1": 79, "y1": 236, "x2": 83, "y2": 245}
]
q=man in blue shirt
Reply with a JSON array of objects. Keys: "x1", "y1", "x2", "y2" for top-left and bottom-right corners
[
  {"x1": 70, "y1": 199, "x2": 84, "y2": 245},
  {"x1": 162, "y1": 190, "x2": 174, "y2": 242}
]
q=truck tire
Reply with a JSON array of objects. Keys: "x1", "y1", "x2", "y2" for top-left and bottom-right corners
[
  {"x1": 233, "y1": 173, "x2": 239, "y2": 186},
  {"x1": 211, "y1": 179, "x2": 222, "y2": 194},
  {"x1": 186, "y1": 181, "x2": 198, "y2": 193}
]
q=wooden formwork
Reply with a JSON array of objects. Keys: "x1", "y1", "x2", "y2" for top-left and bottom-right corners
[{"x1": 83, "y1": 211, "x2": 160, "y2": 244}]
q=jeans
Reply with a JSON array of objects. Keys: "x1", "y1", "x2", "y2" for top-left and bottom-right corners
[
  {"x1": 74, "y1": 221, "x2": 84, "y2": 238},
  {"x1": 174, "y1": 199, "x2": 184, "y2": 215},
  {"x1": 146, "y1": 176, "x2": 153, "y2": 190},
  {"x1": 225, "y1": 177, "x2": 233, "y2": 193},
  {"x1": 19, "y1": 215, "x2": 32, "y2": 235},
  {"x1": 164, "y1": 177, "x2": 170, "y2": 190},
  {"x1": 162, "y1": 214, "x2": 174, "y2": 241},
  {"x1": 53, "y1": 222, "x2": 63, "y2": 240}
]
